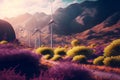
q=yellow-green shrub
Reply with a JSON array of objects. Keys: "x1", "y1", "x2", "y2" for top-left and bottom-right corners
[
  {"x1": 35, "y1": 47, "x2": 54, "y2": 56},
  {"x1": 103, "y1": 56, "x2": 120, "y2": 67},
  {"x1": 88, "y1": 43, "x2": 97, "y2": 48},
  {"x1": 43, "y1": 54, "x2": 52, "y2": 60},
  {"x1": 93, "y1": 56, "x2": 104, "y2": 65},
  {"x1": 0, "y1": 40, "x2": 8, "y2": 44},
  {"x1": 71, "y1": 39, "x2": 79, "y2": 47},
  {"x1": 72, "y1": 55, "x2": 87, "y2": 63},
  {"x1": 64, "y1": 45, "x2": 69, "y2": 49},
  {"x1": 54, "y1": 47, "x2": 66, "y2": 56},
  {"x1": 50, "y1": 55, "x2": 62, "y2": 61},
  {"x1": 67, "y1": 46, "x2": 93, "y2": 57},
  {"x1": 103, "y1": 57, "x2": 111, "y2": 66},
  {"x1": 104, "y1": 39, "x2": 120, "y2": 57}
]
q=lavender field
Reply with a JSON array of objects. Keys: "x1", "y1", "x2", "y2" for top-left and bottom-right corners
[
  {"x1": 0, "y1": 40, "x2": 120, "y2": 80},
  {"x1": 0, "y1": 0, "x2": 120, "y2": 80}
]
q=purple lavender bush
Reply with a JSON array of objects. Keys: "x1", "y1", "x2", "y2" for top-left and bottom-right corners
[
  {"x1": 60, "y1": 57, "x2": 73, "y2": 62},
  {"x1": 93, "y1": 46, "x2": 104, "y2": 57},
  {"x1": 0, "y1": 47, "x2": 48, "y2": 80},
  {"x1": 42, "y1": 62, "x2": 95, "y2": 80},
  {"x1": 0, "y1": 43, "x2": 16, "y2": 49},
  {"x1": 0, "y1": 69, "x2": 26, "y2": 80}
]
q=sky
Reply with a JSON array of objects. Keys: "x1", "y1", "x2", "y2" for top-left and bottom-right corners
[{"x1": 0, "y1": 0, "x2": 85, "y2": 18}]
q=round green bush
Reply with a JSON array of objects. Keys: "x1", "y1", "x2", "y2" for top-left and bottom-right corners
[
  {"x1": 67, "y1": 46, "x2": 93, "y2": 57},
  {"x1": 50, "y1": 55, "x2": 62, "y2": 61},
  {"x1": 64, "y1": 45, "x2": 69, "y2": 49},
  {"x1": 103, "y1": 56, "x2": 120, "y2": 67},
  {"x1": 0, "y1": 40, "x2": 8, "y2": 44},
  {"x1": 0, "y1": 20, "x2": 16, "y2": 42},
  {"x1": 103, "y1": 57, "x2": 111, "y2": 66},
  {"x1": 71, "y1": 39, "x2": 79, "y2": 47},
  {"x1": 43, "y1": 54, "x2": 52, "y2": 60},
  {"x1": 35, "y1": 47, "x2": 54, "y2": 56},
  {"x1": 54, "y1": 47, "x2": 66, "y2": 56},
  {"x1": 93, "y1": 56, "x2": 104, "y2": 65},
  {"x1": 104, "y1": 39, "x2": 120, "y2": 57},
  {"x1": 72, "y1": 55, "x2": 87, "y2": 63}
]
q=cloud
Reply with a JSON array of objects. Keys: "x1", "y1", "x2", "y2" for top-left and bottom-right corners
[
  {"x1": 0, "y1": 0, "x2": 81, "y2": 18},
  {"x1": 52, "y1": 0, "x2": 65, "y2": 11}
]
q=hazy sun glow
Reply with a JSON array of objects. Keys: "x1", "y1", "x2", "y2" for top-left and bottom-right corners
[
  {"x1": 0, "y1": 0, "x2": 62, "y2": 18},
  {"x1": 0, "y1": 0, "x2": 83, "y2": 18}
]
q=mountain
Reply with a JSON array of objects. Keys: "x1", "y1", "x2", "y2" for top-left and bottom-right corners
[
  {"x1": 52, "y1": 12, "x2": 120, "y2": 46},
  {"x1": 52, "y1": 0, "x2": 120, "y2": 35},
  {"x1": 78, "y1": 12, "x2": 120, "y2": 45},
  {"x1": 4, "y1": 12, "x2": 50, "y2": 34},
  {"x1": 4, "y1": 0, "x2": 120, "y2": 35},
  {"x1": 3, "y1": 0, "x2": 120, "y2": 46}
]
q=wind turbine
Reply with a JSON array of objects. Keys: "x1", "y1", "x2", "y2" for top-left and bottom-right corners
[
  {"x1": 19, "y1": 27, "x2": 26, "y2": 41},
  {"x1": 28, "y1": 30, "x2": 31, "y2": 47},
  {"x1": 49, "y1": 0, "x2": 54, "y2": 48},
  {"x1": 19, "y1": 27, "x2": 24, "y2": 38},
  {"x1": 32, "y1": 27, "x2": 42, "y2": 48},
  {"x1": 19, "y1": 27, "x2": 32, "y2": 47}
]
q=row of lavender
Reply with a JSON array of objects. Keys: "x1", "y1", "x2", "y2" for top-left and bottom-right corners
[
  {"x1": 35, "y1": 39, "x2": 120, "y2": 67},
  {"x1": 0, "y1": 38, "x2": 120, "y2": 80},
  {"x1": 0, "y1": 43, "x2": 96, "y2": 80}
]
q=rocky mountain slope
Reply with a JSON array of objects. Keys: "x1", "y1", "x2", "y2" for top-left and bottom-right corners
[
  {"x1": 3, "y1": 0, "x2": 120, "y2": 46},
  {"x1": 4, "y1": 12, "x2": 50, "y2": 34},
  {"x1": 5, "y1": 0, "x2": 120, "y2": 35},
  {"x1": 52, "y1": 0, "x2": 120, "y2": 35},
  {"x1": 53, "y1": 12, "x2": 120, "y2": 46}
]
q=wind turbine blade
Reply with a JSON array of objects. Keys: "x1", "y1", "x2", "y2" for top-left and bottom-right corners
[{"x1": 32, "y1": 31, "x2": 37, "y2": 36}]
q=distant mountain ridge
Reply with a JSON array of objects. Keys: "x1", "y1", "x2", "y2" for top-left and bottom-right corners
[
  {"x1": 4, "y1": 12, "x2": 50, "y2": 32},
  {"x1": 52, "y1": 0, "x2": 120, "y2": 35},
  {"x1": 3, "y1": 0, "x2": 120, "y2": 46},
  {"x1": 52, "y1": 14, "x2": 120, "y2": 46},
  {"x1": 4, "y1": 0, "x2": 120, "y2": 35}
]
